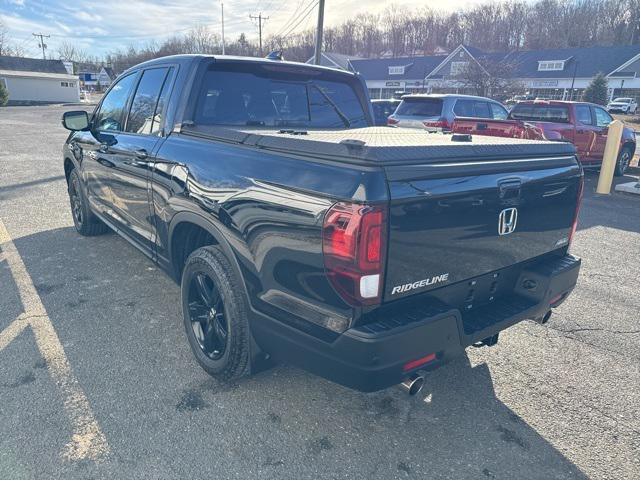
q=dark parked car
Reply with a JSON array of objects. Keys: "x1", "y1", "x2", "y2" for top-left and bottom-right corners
[
  {"x1": 61, "y1": 55, "x2": 582, "y2": 394},
  {"x1": 387, "y1": 94, "x2": 544, "y2": 139},
  {"x1": 509, "y1": 100, "x2": 636, "y2": 175},
  {"x1": 371, "y1": 98, "x2": 400, "y2": 126}
]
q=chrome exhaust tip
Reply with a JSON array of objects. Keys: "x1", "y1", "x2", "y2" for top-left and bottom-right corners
[{"x1": 399, "y1": 374, "x2": 425, "y2": 396}]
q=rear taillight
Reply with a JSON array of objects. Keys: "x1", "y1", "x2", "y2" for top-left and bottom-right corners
[
  {"x1": 387, "y1": 117, "x2": 399, "y2": 126},
  {"x1": 322, "y1": 202, "x2": 387, "y2": 306},
  {"x1": 568, "y1": 173, "x2": 584, "y2": 247},
  {"x1": 423, "y1": 118, "x2": 451, "y2": 130}
]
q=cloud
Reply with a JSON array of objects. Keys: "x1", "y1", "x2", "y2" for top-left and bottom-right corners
[
  {"x1": 2, "y1": 0, "x2": 486, "y2": 58},
  {"x1": 73, "y1": 11, "x2": 103, "y2": 22}
]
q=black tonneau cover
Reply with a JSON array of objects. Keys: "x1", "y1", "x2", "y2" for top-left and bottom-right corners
[{"x1": 181, "y1": 126, "x2": 576, "y2": 166}]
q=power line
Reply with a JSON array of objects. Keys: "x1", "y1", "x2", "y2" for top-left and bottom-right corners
[
  {"x1": 280, "y1": 1, "x2": 318, "y2": 39},
  {"x1": 250, "y1": 13, "x2": 269, "y2": 56},
  {"x1": 274, "y1": 0, "x2": 310, "y2": 37},
  {"x1": 32, "y1": 32, "x2": 50, "y2": 59}
]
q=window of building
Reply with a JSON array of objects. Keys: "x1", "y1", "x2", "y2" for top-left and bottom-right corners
[
  {"x1": 388, "y1": 66, "x2": 405, "y2": 75},
  {"x1": 450, "y1": 62, "x2": 469, "y2": 76},
  {"x1": 61, "y1": 82, "x2": 68, "y2": 87},
  {"x1": 538, "y1": 61, "x2": 565, "y2": 71}
]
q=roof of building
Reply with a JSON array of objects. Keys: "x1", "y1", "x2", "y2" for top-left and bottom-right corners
[
  {"x1": 101, "y1": 66, "x2": 115, "y2": 78},
  {"x1": 495, "y1": 44, "x2": 640, "y2": 78},
  {"x1": 348, "y1": 44, "x2": 640, "y2": 81},
  {"x1": 305, "y1": 52, "x2": 363, "y2": 70},
  {"x1": 349, "y1": 55, "x2": 447, "y2": 81},
  {"x1": 0, "y1": 56, "x2": 69, "y2": 74}
]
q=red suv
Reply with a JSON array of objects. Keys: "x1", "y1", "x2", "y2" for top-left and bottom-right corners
[{"x1": 509, "y1": 100, "x2": 637, "y2": 176}]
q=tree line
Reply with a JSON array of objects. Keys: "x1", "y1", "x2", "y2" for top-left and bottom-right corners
[{"x1": 3, "y1": 0, "x2": 640, "y2": 72}]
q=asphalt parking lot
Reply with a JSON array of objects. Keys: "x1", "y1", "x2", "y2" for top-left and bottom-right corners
[{"x1": 1, "y1": 105, "x2": 639, "y2": 480}]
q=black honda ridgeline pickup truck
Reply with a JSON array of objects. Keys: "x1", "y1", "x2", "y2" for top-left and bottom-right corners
[{"x1": 62, "y1": 55, "x2": 582, "y2": 394}]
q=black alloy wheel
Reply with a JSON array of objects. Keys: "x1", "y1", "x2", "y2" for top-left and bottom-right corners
[
  {"x1": 69, "y1": 174, "x2": 84, "y2": 228},
  {"x1": 187, "y1": 272, "x2": 229, "y2": 360}
]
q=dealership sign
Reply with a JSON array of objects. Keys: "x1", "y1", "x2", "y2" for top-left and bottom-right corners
[{"x1": 529, "y1": 80, "x2": 559, "y2": 87}]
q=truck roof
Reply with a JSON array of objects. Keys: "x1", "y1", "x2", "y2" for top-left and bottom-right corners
[{"x1": 124, "y1": 54, "x2": 358, "y2": 77}]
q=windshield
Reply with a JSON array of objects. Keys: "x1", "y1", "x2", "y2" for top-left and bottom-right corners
[
  {"x1": 395, "y1": 97, "x2": 443, "y2": 117},
  {"x1": 193, "y1": 63, "x2": 369, "y2": 128},
  {"x1": 612, "y1": 98, "x2": 632, "y2": 103}
]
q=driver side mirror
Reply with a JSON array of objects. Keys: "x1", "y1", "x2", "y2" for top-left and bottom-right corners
[{"x1": 62, "y1": 111, "x2": 90, "y2": 131}]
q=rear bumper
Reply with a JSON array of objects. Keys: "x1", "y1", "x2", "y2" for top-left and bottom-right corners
[{"x1": 252, "y1": 254, "x2": 581, "y2": 392}]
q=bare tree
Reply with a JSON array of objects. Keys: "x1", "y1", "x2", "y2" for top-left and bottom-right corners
[
  {"x1": 0, "y1": 18, "x2": 9, "y2": 56},
  {"x1": 456, "y1": 58, "x2": 524, "y2": 98}
]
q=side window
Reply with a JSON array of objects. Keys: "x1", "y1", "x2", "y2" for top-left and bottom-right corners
[
  {"x1": 94, "y1": 73, "x2": 137, "y2": 132},
  {"x1": 489, "y1": 103, "x2": 508, "y2": 120},
  {"x1": 453, "y1": 99, "x2": 473, "y2": 117},
  {"x1": 152, "y1": 68, "x2": 174, "y2": 135},
  {"x1": 474, "y1": 101, "x2": 493, "y2": 119},
  {"x1": 125, "y1": 67, "x2": 170, "y2": 135},
  {"x1": 453, "y1": 99, "x2": 492, "y2": 119},
  {"x1": 593, "y1": 107, "x2": 613, "y2": 128},
  {"x1": 575, "y1": 105, "x2": 593, "y2": 125}
]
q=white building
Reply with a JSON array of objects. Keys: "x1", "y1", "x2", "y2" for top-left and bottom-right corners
[
  {"x1": 0, "y1": 56, "x2": 80, "y2": 105},
  {"x1": 347, "y1": 44, "x2": 640, "y2": 102}
]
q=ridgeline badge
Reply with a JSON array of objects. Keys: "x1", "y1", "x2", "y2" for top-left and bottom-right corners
[{"x1": 391, "y1": 273, "x2": 450, "y2": 295}]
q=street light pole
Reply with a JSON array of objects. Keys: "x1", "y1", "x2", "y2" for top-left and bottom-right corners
[
  {"x1": 570, "y1": 60, "x2": 578, "y2": 101},
  {"x1": 313, "y1": 0, "x2": 326, "y2": 65}
]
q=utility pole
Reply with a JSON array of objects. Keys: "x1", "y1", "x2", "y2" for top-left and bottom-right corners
[
  {"x1": 32, "y1": 33, "x2": 50, "y2": 59},
  {"x1": 313, "y1": 0, "x2": 326, "y2": 65},
  {"x1": 221, "y1": 1, "x2": 226, "y2": 55},
  {"x1": 569, "y1": 60, "x2": 578, "y2": 101},
  {"x1": 250, "y1": 13, "x2": 268, "y2": 56}
]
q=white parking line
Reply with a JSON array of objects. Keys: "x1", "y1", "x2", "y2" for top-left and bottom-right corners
[{"x1": 0, "y1": 218, "x2": 109, "y2": 462}]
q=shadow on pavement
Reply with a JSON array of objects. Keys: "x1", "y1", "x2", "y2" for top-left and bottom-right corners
[
  {"x1": 0, "y1": 225, "x2": 589, "y2": 479},
  {"x1": 577, "y1": 170, "x2": 640, "y2": 234}
]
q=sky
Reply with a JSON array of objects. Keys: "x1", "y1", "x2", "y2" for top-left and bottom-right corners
[{"x1": 0, "y1": 0, "x2": 487, "y2": 59}]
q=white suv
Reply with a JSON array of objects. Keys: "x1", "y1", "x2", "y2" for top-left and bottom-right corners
[{"x1": 606, "y1": 98, "x2": 638, "y2": 114}]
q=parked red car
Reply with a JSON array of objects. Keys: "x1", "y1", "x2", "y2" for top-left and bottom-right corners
[{"x1": 508, "y1": 100, "x2": 637, "y2": 176}]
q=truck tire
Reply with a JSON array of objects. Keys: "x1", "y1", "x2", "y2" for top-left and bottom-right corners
[
  {"x1": 614, "y1": 147, "x2": 633, "y2": 177},
  {"x1": 67, "y1": 169, "x2": 109, "y2": 236},
  {"x1": 181, "y1": 245, "x2": 251, "y2": 381}
]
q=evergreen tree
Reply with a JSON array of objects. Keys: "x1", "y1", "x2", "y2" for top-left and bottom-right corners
[
  {"x1": 0, "y1": 81, "x2": 8, "y2": 107},
  {"x1": 583, "y1": 73, "x2": 608, "y2": 105}
]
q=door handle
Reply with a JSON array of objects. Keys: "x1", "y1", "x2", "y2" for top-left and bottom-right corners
[{"x1": 135, "y1": 149, "x2": 149, "y2": 160}]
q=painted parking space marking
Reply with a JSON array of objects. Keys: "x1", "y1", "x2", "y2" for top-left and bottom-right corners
[{"x1": 0, "y1": 218, "x2": 109, "y2": 462}]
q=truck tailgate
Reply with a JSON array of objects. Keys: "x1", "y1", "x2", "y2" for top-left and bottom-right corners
[{"x1": 383, "y1": 156, "x2": 581, "y2": 301}]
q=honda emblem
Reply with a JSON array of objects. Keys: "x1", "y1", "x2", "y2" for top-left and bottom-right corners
[{"x1": 498, "y1": 208, "x2": 518, "y2": 235}]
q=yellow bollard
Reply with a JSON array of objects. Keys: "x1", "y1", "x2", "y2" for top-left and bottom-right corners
[{"x1": 596, "y1": 119, "x2": 625, "y2": 194}]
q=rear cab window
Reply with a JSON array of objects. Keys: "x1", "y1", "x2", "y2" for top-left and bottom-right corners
[
  {"x1": 395, "y1": 97, "x2": 443, "y2": 117},
  {"x1": 192, "y1": 62, "x2": 369, "y2": 128},
  {"x1": 509, "y1": 104, "x2": 570, "y2": 123}
]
